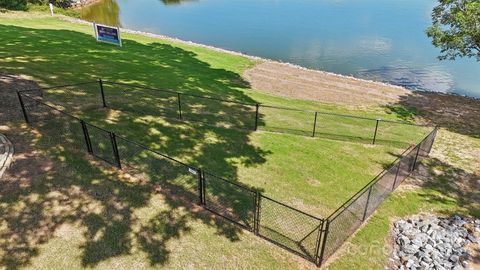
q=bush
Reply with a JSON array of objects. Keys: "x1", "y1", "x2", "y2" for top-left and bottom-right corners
[
  {"x1": 0, "y1": 0, "x2": 28, "y2": 10},
  {"x1": 0, "y1": 0, "x2": 73, "y2": 10},
  {"x1": 26, "y1": 3, "x2": 80, "y2": 17},
  {"x1": 28, "y1": 0, "x2": 72, "y2": 8},
  {"x1": 0, "y1": 0, "x2": 79, "y2": 17}
]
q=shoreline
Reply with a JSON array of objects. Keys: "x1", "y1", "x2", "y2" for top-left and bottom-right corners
[{"x1": 63, "y1": 16, "x2": 480, "y2": 102}]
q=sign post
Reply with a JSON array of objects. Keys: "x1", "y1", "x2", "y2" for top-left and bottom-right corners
[{"x1": 93, "y1": 22, "x2": 122, "y2": 47}]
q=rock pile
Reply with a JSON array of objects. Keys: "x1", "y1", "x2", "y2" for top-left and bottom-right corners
[{"x1": 390, "y1": 215, "x2": 479, "y2": 270}]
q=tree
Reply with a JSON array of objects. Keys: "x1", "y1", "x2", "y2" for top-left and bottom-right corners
[
  {"x1": 0, "y1": 0, "x2": 71, "y2": 10},
  {"x1": 0, "y1": 0, "x2": 27, "y2": 10},
  {"x1": 426, "y1": 0, "x2": 480, "y2": 61}
]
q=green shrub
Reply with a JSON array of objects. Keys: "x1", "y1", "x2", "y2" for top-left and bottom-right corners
[
  {"x1": 27, "y1": 3, "x2": 80, "y2": 17},
  {"x1": 28, "y1": 0, "x2": 72, "y2": 8},
  {"x1": 0, "y1": 0, "x2": 28, "y2": 10},
  {"x1": 0, "y1": 0, "x2": 74, "y2": 10}
]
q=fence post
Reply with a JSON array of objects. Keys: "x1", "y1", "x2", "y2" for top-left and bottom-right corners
[
  {"x1": 312, "y1": 112, "x2": 318, "y2": 137},
  {"x1": 80, "y1": 120, "x2": 93, "y2": 154},
  {"x1": 426, "y1": 127, "x2": 438, "y2": 154},
  {"x1": 17, "y1": 91, "x2": 30, "y2": 124},
  {"x1": 177, "y1": 92, "x2": 183, "y2": 119},
  {"x1": 392, "y1": 162, "x2": 401, "y2": 191},
  {"x1": 109, "y1": 132, "x2": 122, "y2": 169},
  {"x1": 313, "y1": 220, "x2": 324, "y2": 266},
  {"x1": 254, "y1": 191, "x2": 261, "y2": 235},
  {"x1": 99, "y1": 79, "x2": 107, "y2": 108},
  {"x1": 254, "y1": 103, "x2": 260, "y2": 131},
  {"x1": 317, "y1": 219, "x2": 330, "y2": 267},
  {"x1": 372, "y1": 119, "x2": 380, "y2": 145},
  {"x1": 362, "y1": 186, "x2": 373, "y2": 221},
  {"x1": 197, "y1": 168, "x2": 204, "y2": 205},
  {"x1": 411, "y1": 145, "x2": 421, "y2": 171}
]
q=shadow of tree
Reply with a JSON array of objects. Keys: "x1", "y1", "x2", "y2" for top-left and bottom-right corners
[
  {"x1": 0, "y1": 120, "x2": 259, "y2": 269},
  {"x1": 0, "y1": 72, "x2": 40, "y2": 122},
  {"x1": 384, "y1": 90, "x2": 480, "y2": 217},
  {"x1": 385, "y1": 91, "x2": 480, "y2": 139},
  {"x1": 0, "y1": 24, "x2": 268, "y2": 269},
  {"x1": 137, "y1": 209, "x2": 192, "y2": 266},
  {"x1": 412, "y1": 157, "x2": 480, "y2": 218},
  {"x1": 0, "y1": 24, "x2": 253, "y2": 103}
]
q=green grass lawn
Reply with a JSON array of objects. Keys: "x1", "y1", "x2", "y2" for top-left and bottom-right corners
[{"x1": 0, "y1": 12, "x2": 455, "y2": 270}]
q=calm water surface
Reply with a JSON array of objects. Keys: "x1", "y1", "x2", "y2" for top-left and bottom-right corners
[{"x1": 81, "y1": 0, "x2": 480, "y2": 98}]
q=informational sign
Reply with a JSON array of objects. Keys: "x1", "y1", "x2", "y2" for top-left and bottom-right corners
[
  {"x1": 93, "y1": 22, "x2": 122, "y2": 47},
  {"x1": 188, "y1": 168, "x2": 198, "y2": 175}
]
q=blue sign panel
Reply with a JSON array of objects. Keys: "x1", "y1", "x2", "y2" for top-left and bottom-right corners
[{"x1": 94, "y1": 23, "x2": 122, "y2": 46}]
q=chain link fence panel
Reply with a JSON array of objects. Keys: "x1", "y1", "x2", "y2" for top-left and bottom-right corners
[
  {"x1": 115, "y1": 135, "x2": 199, "y2": 202},
  {"x1": 103, "y1": 82, "x2": 179, "y2": 119},
  {"x1": 258, "y1": 195, "x2": 323, "y2": 261},
  {"x1": 203, "y1": 171, "x2": 256, "y2": 230},
  {"x1": 21, "y1": 93, "x2": 86, "y2": 152},
  {"x1": 258, "y1": 105, "x2": 316, "y2": 136},
  {"x1": 322, "y1": 186, "x2": 371, "y2": 260}
]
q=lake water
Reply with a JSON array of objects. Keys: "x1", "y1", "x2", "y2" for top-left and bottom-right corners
[{"x1": 81, "y1": 0, "x2": 480, "y2": 98}]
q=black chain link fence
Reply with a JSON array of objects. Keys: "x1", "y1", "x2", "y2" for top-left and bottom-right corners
[
  {"x1": 34, "y1": 79, "x2": 431, "y2": 147},
  {"x1": 257, "y1": 195, "x2": 324, "y2": 261},
  {"x1": 319, "y1": 128, "x2": 437, "y2": 264},
  {"x1": 102, "y1": 81, "x2": 258, "y2": 131},
  {"x1": 17, "y1": 85, "x2": 437, "y2": 267},
  {"x1": 115, "y1": 135, "x2": 201, "y2": 202},
  {"x1": 203, "y1": 171, "x2": 257, "y2": 230},
  {"x1": 19, "y1": 92, "x2": 86, "y2": 152}
]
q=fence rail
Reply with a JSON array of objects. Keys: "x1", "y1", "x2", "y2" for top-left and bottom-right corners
[{"x1": 17, "y1": 83, "x2": 437, "y2": 267}]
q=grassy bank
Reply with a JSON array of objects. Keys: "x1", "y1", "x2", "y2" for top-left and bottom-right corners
[{"x1": 1, "y1": 11, "x2": 478, "y2": 270}]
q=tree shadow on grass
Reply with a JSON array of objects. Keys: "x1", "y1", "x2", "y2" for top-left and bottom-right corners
[
  {"x1": 0, "y1": 24, "x2": 253, "y2": 103},
  {"x1": 0, "y1": 122, "x2": 258, "y2": 269},
  {"x1": 384, "y1": 91, "x2": 480, "y2": 139},
  {"x1": 0, "y1": 23, "x2": 269, "y2": 177},
  {"x1": 0, "y1": 72, "x2": 41, "y2": 123},
  {"x1": 412, "y1": 157, "x2": 480, "y2": 218},
  {"x1": 383, "y1": 91, "x2": 480, "y2": 216},
  {"x1": 0, "y1": 24, "x2": 268, "y2": 269}
]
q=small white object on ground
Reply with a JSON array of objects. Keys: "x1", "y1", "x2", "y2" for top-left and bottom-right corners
[{"x1": 49, "y1": 3, "x2": 54, "y2": 16}]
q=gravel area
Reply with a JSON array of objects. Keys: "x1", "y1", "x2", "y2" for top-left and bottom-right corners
[{"x1": 390, "y1": 215, "x2": 479, "y2": 270}]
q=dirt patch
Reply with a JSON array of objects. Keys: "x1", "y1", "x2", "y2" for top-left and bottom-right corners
[
  {"x1": 397, "y1": 91, "x2": 480, "y2": 138},
  {"x1": 0, "y1": 72, "x2": 40, "y2": 123},
  {"x1": 243, "y1": 61, "x2": 411, "y2": 107},
  {"x1": 0, "y1": 73, "x2": 49, "y2": 187}
]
